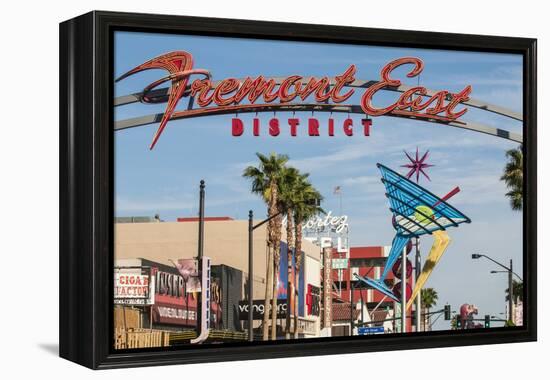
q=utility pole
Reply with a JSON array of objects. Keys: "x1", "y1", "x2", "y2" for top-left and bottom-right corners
[
  {"x1": 350, "y1": 280, "x2": 354, "y2": 336},
  {"x1": 508, "y1": 259, "x2": 513, "y2": 323},
  {"x1": 415, "y1": 238, "x2": 421, "y2": 332},
  {"x1": 192, "y1": 180, "x2": 206, "y2": 344}
]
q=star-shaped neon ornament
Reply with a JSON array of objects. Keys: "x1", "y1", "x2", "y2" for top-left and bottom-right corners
[{"x1": 401, "y1": 147, "x2": 434, "y2": 183}]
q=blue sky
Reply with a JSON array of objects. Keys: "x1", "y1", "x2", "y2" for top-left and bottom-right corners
[{"x1": 114, "y1": 31, "x2": 523, "y2": 330}]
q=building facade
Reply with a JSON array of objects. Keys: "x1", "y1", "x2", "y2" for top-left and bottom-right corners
[
  {"x1": 330, "y1": 246, "x2": 414, "y2": 333},
  {"x1": 114, "y1": 216, "x2": 322, "y2": 339}
]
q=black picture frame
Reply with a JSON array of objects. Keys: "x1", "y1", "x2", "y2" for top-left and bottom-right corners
[{"x1": 59, "y1": 10, "x2": 537, "y2": 369}]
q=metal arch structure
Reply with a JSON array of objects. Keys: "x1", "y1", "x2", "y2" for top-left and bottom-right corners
[{"x1": 114, "y1": 78, "x2": 523, "y2": 143}]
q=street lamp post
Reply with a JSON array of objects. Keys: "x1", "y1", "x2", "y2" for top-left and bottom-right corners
[
  {"x1": 248, "y1": 210, "x2": 254, "y2": 342},
  {"x1": 471, "y1": 254, "x2": 522, "y2": 324},
  {"x1": 196, "y1": 180, "x2": 205, "y2": 339}
]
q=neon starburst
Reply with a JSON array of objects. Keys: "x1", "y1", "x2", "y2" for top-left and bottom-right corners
[{"x1": 402, "y1": 147, "x2": 434, "y2": 183}]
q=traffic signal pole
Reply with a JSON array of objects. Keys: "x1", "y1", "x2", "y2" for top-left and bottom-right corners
[{"x1": 356, "y1": 307, "x2": 449, "y2": 327}]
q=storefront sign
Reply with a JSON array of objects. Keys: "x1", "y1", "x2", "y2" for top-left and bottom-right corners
[
  {"x1": 117, "y1": 53, "x2": 472, "y2": 149},
  {"x1": 238, "y1": 299, "x2": 288, "y2": 320},
  {"x1": 152, "y1": 303, "x2": 197, "y2": 326},
  {"x1": 156, "y1": 265, "x2": 201, "y2": 298},
  {"x1": 322, "y1": 247, "x2": 333, "y2": 328},
  {"x1": 304, "y1": 211, "x2": 348, "y2": 233},
  {"x1": 114, "y1": 273, "x2": 155, "y2": 305},
  {"x1": 332, "y1": 258, "x2": 349, "y2": 269},
  {"x1": 156, "y1": 270, "x2": 185, "y2": 297},
  {"x1": 284, "y1": 210, "x2": 349, "y2": 234}
]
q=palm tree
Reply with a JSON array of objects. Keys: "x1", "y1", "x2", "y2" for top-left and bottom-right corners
[
  {"x1": 292, "y1": 181, "x2": 323, "y2": 338},
  {"x1": 421, "y1": 288, "x2": 438, "y2": 331},
  {"x1": 501, "y1": 145, "x2": 523, "y2": 211},
  {"x1": 505, "y1": 280, "x2": 523, "y2": 304},
  {"x1": 277, "y1": 167, "x2": 304, "y2": 339},
  {"x1": 243, "y1": 152, "x2": 289, "y2": 340}
]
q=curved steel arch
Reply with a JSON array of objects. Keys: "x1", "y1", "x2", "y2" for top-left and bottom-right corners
[{"x1": 114, "y1": 102, "x2": 523, "y2": 143}]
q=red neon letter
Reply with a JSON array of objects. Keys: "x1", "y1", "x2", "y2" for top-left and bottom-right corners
[
  {"x1": 212, "y1": 78, "x2": 240, "y2": 106},
  {"x1": 331, "y1": 65, "x2": 356, "y2": 103},
  {"x1": 288, "y1": 118, "x2": 300, "y2": 136},
  {"x1": 269, "y1": 118, "x2": 280, "y2": 136},
  {"x1": 232, "y1": 118, "x2": 243, "y2": 136},
  {"x1": 278, "y1": 76, "x2": 303, "y2": 102},
  {"x1": 445, "y1": 85, "x2": 472, "y2": 119},
  {"x1": 308, "y1": 118, "x2": 320, "y2": 136},
  {"x1": 343, "y1": 119, "x2": 353, "y2": 136},
  {"x1": 362, "y1": 118, "x2": 372, "y2": 136},
  {"x1": 253, "y1": 118, "x2": 260, "y2": 136},
  {"x1": 360, "y1": 57, "x2": 424, "y2": 116}
]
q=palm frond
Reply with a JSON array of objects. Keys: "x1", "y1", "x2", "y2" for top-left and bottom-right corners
[{"x1": 500, "y1": 145, "x2": 523, "y2": 211}]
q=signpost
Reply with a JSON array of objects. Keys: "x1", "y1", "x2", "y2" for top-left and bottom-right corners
[
  {"x1": 331, "y1": 258, "x2": 348, "y2": 269},
  {"x1": 358, "y1": 326, "x2": 385, "y2": 335},
  {"x1": 322, "y1": 247, "x2": 333, "y2": 335}
]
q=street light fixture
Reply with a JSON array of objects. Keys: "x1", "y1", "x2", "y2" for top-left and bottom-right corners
[
  {"x1": 471, "y1": 253, "x2": 522, "y2": 324},
  {"x1": 472, "y1": 254, "x2": 523, "y2": 281}
]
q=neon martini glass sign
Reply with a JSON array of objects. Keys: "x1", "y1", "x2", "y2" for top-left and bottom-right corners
[
  {"x1": 116, "y1": 51, "x2": 472, "y2": 149},
  {"x1": 354, "y1": 164, "x2": 470, "y2": 304}
]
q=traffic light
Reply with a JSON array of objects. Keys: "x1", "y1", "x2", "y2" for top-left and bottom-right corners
[
  {"x1": 484, "y1": 314, "x2": 491, "y2": 328},
  {"x1": 456, "y1": 316, "x2": 462, "y2": 329},
  {"x1": 444, "y1": 305, "x2": 451, "y2": 320}
]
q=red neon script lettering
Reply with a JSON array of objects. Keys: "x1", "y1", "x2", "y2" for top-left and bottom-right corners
[{"x1": 361, "y1": 57, "x2": 471, "y2": 121}]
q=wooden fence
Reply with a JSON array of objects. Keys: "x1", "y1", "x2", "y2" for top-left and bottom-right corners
[{"x1": 114, "y1": 328, "x2": 170, "y2": 349}]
